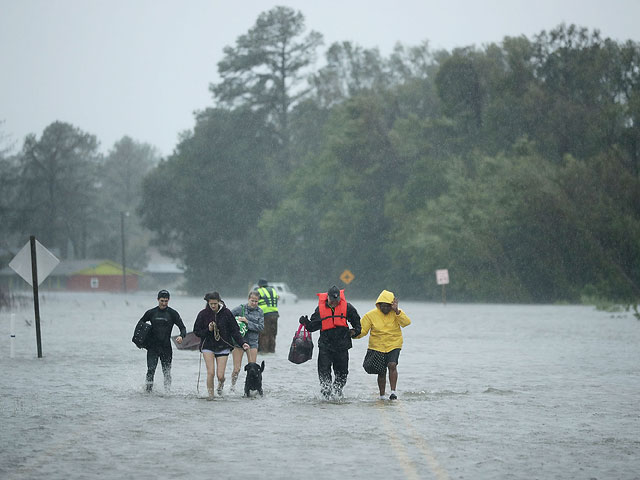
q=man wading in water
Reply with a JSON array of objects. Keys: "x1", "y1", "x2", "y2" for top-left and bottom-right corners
[
  {"x1": 299, "y1": 286, "x2": 361, "y2": 399},
  {"x1": 257, "y1": 279, "x2": 279, "y2": 353},
  {"x1": 136, "y1": 290, "x2": 186, "y2": 392}
]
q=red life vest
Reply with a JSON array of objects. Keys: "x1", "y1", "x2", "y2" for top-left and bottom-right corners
[{"x1": 317, "y1": 290, "x2": 348, "y2": 330}]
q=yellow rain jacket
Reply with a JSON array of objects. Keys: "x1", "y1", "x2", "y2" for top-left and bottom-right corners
[{"x1": 355, "y1": 290, "x2": 411, "y2": 352}]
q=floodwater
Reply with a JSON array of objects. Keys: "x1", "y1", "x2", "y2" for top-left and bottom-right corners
[{"x1": 1, "y1": 292, "x2": 639, "y2": 479}]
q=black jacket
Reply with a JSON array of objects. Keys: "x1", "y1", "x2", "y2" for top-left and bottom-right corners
[
  {"x1": 136, "y1": 306, "x2": 186, "y2": 350},
  {"x1": 302, "y1": 301, "x2": 361, "y2": 352},
  {"x1": 193, "y1": 304, "x2": 245, "y2": 352}
]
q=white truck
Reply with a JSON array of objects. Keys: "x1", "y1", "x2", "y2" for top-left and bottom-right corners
[{"x1": 250, "y1": 282, "x2": 298, "y2": 304}]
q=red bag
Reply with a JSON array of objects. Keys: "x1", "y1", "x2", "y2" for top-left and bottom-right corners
[{"x1": 288, "y1": 324, "x2": 313, "y2": 364}]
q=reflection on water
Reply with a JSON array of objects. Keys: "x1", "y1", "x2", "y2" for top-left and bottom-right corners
[{"x1": 1, "y1": 292, "x2": 639, "y2": 479}]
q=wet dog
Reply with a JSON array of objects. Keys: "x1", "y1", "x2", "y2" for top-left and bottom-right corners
[{"x1": 244, "y1": 360, "x2": 265, "y2": 397}]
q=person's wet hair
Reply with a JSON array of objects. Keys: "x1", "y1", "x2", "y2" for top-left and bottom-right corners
[{"x1": 204, "y1": 292, "x2": 221, "y2": 302}]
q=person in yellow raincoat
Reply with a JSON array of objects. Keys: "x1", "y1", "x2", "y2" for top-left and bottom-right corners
[{"x1": 355, "y1": 290, "x2": 411, "y2": 400}]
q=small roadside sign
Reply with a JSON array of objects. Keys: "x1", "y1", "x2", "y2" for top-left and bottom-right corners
[
  {"x1": 9, "y1": 239, "x2": 59, "y2": 286},
  {"x1": 8, "y1": 237, "x2": 59, "y2": 358},
  {"x1": 340, "y1": 269, "x2": 355, "y2": 284},
  {"x1": 435, "y1": 269, "x2": 449, "y2": 285}
]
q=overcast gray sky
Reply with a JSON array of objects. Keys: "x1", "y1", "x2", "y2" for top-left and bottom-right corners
[{"x1": 1, "y1": 0, "x2": 639, "y2": 157}]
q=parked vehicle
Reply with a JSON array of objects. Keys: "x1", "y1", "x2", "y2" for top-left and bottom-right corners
[{"x1": 250, "y1": 282, "x2": 298, "y2": 304}]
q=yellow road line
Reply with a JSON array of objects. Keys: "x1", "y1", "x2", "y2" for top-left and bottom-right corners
[
  {"x1": 376, "y1": 399, "x2": 450, "y2": 480},
  {"x1": 377, "y1": 400, "x2": 421, "y2": 479},
  {"x1": 397, "y1": 402, "x2": 450, "y2": 480}
]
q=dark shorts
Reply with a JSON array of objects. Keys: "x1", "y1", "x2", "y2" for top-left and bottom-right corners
[
  {"x1": 384, "y1": 348, "x2": 401, "y2": 365},
  {"x1": 234, "y1": 332, "x2": 259, "y2": 349}
]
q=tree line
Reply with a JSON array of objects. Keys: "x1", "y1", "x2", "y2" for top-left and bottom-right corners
[
  {"x1": 0, "y1": 129, "x2": 158, "y2": 270},
  {"x1": 2, "y1": 7, "x2": 640, "y2": 303}
]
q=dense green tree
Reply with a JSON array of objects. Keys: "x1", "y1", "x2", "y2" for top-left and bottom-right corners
[
  {"x1": 258, "y1": 95, "x2": 403, "y2": 296},
  {"x1": 470, "y1": 37, "x2": 537, "y2": 155},
  {"x1": 288, "y1": 98, "x2": 331, "y2": 165},
  {"x1": 0, "y1": 155, "x2": 19, "y2": 251},
  {"x1": 429, "y1": 25, "x2": 640, "y2": 167},
  {"x1": 555, "y1": 153, "x2": 640, "y2": 299},
  {"x1": 385, "y1": 43, "x2": 442, "y2": 121},
  {"x1": 310, "y1": 41, "x2": 440, "y2": 118},
  {"x1": 387, "y1": 41, "x2": 435, "y2": 82},
  {"x1": 0, "y1": 124, "x2": 19, "y2": 257},
  {"x1": 526, "y1": 25, "x2": 622, "y2": 161},
  {"x1": 100, "y1": 136, "x2": 158, "y2": 210},
  {"x1": 310, "y1": 42, "x2": 388, "y2": 107},
  {"x1": 624, "y1": 86, "x2": 640, "y2": 176},
  {"x1": 617, "y1": 40, "x2": 640, "y2": 176},
  {"x1": 435, "y1": 49, "x2": 485, "y2": 131},
  {"x1": 139, "y1": 108, "x2": 277, "y2": 293},
  {"x1": 133, "y1": 18, "x2": 640, "y2": 304},
  {"x1": 13, "y1": 121, "x2": 100, "y2": 258},
  {"x1": 210, "y1": 6, "x2": 323, "y2": 168},
  {"x1": 255, "y1": 23, "x2": 640, "y2": 301},
  {"x1": 90, "y1": 136, "x2": 159, "y2": 268},
  {"x1": 257, "y1": 149, "x2": 388, "y2": 296},
  {"x1": 387, "y1": 149, "x2": 640, "y2": 302}
]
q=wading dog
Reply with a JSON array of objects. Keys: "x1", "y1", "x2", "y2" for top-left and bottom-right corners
[{"x1": 244, "y1": 360, "x2": 265, "y2": 397}]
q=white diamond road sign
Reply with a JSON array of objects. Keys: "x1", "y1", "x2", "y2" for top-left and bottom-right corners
[{"x1": 8, "y1": 239, "x2": 60, "y2": 286}]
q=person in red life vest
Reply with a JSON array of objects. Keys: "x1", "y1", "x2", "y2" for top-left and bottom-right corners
[{"x1": 299, "y1": 285, "x2": 361, "y2": 399}]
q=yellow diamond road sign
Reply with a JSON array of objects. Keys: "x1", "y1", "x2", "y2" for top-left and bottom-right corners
[{"x1": 340, "y1": 269, "x2": 355, "y2": 284}]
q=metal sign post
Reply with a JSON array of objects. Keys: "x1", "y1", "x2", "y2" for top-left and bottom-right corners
[
  {"x1": 10, "y1": 313, "x2": 16, "y2": 358},
  {"x1": 435, "y1": 269, "x2": 450, "y2": 305},
  {"x1": 29, "y1": 236, "x2": 43, "y2": 357},
  {"x1": 8, "y1": 236, "x2": 59, "y2": 358}
]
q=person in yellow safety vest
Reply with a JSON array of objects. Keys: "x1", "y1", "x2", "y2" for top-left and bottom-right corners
[{"x1": 256, "y1": 279, "x2": 279, "y2": 352}]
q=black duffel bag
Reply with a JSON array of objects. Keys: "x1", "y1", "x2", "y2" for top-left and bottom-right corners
[
  {"x1": 288, "y1": 324, "x2": 313, "y2": 364},
  {"x1": 132, "y1": 322, "x2": 152, "y2": 349}
]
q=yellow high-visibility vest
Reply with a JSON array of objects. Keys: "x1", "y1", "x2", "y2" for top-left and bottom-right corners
[{"x1": 257, "y1": 286, "x2": 278, "y2": 314}]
